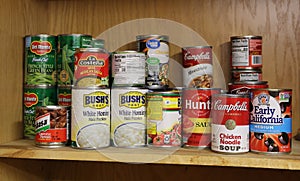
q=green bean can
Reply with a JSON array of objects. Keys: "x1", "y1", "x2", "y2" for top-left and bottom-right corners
[
  {"x1": 25, "y1": 34, "x2": 57, "y2": 86},
  {"x1": 57, "y1": 34, "x2": 92, "y2": 85},
  {"x1": 23, "y1": 85, "x2": 57, "y2": 139},
  {"x1": 57, "y1": 85, "x2": 72, "y2": 106}
]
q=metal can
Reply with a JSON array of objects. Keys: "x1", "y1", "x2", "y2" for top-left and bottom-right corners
[
  {"x1": 231, "y1": 68, "x2": 262, "y2": 82},
  {"x1": 228, "y1": 81, "x2": 268, "y2": 95},
  {"x1": 111, "y1": 87, "x2": 148, "y2": 147},
  {"x1": 211, "y1": 94, "x2": 250, "y2": 153},
  {"x1": 23, "y1": 85, "x2": 57, "y2": 139},
  {"x1": 182, "y1": 88, "x2": 221, "y2": 148},
  {"x1": 35, "y1": 106, "x2": 70, "y2": 147},
  {"x1": 74, "y1": 48, "x2": 110, "y2": 88},
  {"x1": 250, "y1": 89, "x2": 292, "y2": 154},
  {"x1": 136, "y1": 35, "x2": 169, "y2": 89},
  {"x1": 90, "y1": 38, "x2": 105, "y2": 48},
  {"x1": 57, "y1": 85, "x2": 72, "y2": 106},
  {"x1": 71, "y1": 87, "x2": 110, "y2": 149},
  {"x1": 182, "y1": 46, "x2": 213, "y2": 88},
  {"x1": 231, "y1": 35, "x2": 262, "y2": 69},
  {"x1": 146, "y1": 90, "x2": 182, "y2": 147},
  {"x1": 112, "y1": 51, "x2": 146, "y2": 87},
  {"x1": 24, "y1": 34, "x2": 57, "y2": 86}
]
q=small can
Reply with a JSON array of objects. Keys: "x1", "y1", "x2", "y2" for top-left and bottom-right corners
[
  {"x1": 231, "y1": 68, "x2": 262, "y2": 82},
  {"x1": 112, "y1": 51, "x2": 146, "y2": 87},
  {"x1": 211, "y1": 94, "x2": 250, "y2": 153},
  {"x1": 182, "y1": 88, "x2": 221, "y2": 148},
  {"x1": 136, "y1": 35, "x2": 169, "y2": 89},
  {"x1": 71, "y1": 87, "x2": 110, "y2": 149},
  {"x1": 35, "y1": 106, "x2": 70, "y2": 147},
  {"x1": 146, "y1": 90, "x2": 182, "y2": 147},
  {"x1": 57, "y1": 85, "x2": 72, "y2": 106},
  {"x1": 182, "y1": 46, "x2": 213, "y2": 88},
  {"x1": 250, "y1": 88, "x2": 292, "y2": 154},
  {"x1": 111, "y1": 87, "x2": 148, "y2": 147},
  {"x1": 23, "y1": 85, "x2": 57, "y2": 139},
  {"x1": 231, "y1": 35, "x2": 262, "y2": 69},
  {"x1": 228, "y1": 81, "x2": 268, "y2": 95},
  {"x1": 74, "y1": 48, "x2": 110, "y2": 88},
  {"x1": 25, "y1": 34, "x2": 57, "y2": 86}
]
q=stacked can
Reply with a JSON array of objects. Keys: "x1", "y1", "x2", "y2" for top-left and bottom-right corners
[{"x1": 228, "y1": 36, "x2": 268, "y2": 94}]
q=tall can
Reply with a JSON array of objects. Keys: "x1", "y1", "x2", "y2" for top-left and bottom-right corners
[
  {"x1": 211, "y1": 94, "x2": 250, "y2": 153},
  {"x1": 250, "y1": 89, "x2": 292, "y2": 154},
  {"x1": 25, "y1": 34, "x2": 57, "y2": 85},
  {"x1": 137, "y1": 35, "x2": 169, "y2": 89},
  {"x1": 182, "y1": 46, "x2": 213, "y2": 88}
]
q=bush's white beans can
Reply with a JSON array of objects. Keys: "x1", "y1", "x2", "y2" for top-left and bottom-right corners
[
  {"x1": 71, "y1": 87, "x2": 110, "y2": 149},
  {"x1": 211, "y1": 94, "x2": 250, "y2": 153},
  {"x1": 111, "y1": 87, "x2": 148, "y2": 147}
]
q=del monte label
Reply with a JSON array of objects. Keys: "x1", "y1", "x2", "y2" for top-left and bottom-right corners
[
  {"x1": 30, "y1": 41, "x2": 52, "y2": 55},
  {"x1": 24, "y1": 92, "x2": 38, "y2": 107}
]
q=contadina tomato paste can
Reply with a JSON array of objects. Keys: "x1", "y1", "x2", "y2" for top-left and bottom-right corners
[
  {"x1": 146, "y1": 90, "x2": 182, "y2": 147},
  {"x1": 228, "y1": 81, "x2": 268, "y2": 95},
  {"x1": 182, "y1": 88, "x2": 221, "y2": 148},
  {"x1": 250, "y1": 89, "x2": 292, "y2": 154},
  {"x1": 211, "y1": 94, "x2": 250, "y2": 153}
]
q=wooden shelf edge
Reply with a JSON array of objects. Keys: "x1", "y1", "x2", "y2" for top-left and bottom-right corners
[{"x1": 0, "y1": 139, "x2": 300, "y2": 170}]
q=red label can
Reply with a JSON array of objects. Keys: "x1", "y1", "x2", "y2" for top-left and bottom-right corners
[{"x1": 228, "y1": 81, "x2": 268, "y2": 95}]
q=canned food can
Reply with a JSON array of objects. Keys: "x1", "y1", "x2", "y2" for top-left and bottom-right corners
[
  {"x1": 146, "y1": 90, "x2": 182, "y2": 147},
  {"x1": 35, "y1": 106, "x2": 70, "y2": 147},
  {"x1": 71, "y1": 87, "x2": 110, "y2": 149},
  {"x1": 90, "y1": 38, "x2": 105, "y2": 48},
  {"x1": 228, "y1": 81, "x2": 268, "y2": 95},
  {"x1": 112, "y1": 51, "x2": 146, "y2": 87},
  {"x1": 231, "y1": 35, "x2": 262, "y2": 69},
  {"x1": 182, "y1": 88, "x2": 221, "y2": 148},
  {"x1": 182, "y1": 46, "x2": 213, "y2": 88},
  {"x1": 24, "y1": 34, "x2": 57, "y2": 86},
  {"x1": 136, "y1": 35, "x2": 169, "y2": 89},
  {"x1": 23, "y1": 85, "x2": 57, "y2": 139},
  {"x1": 74, "y1": 48, "x2": 110, "y2": 88},
  {"x1": 250, "y1": 89, "x2": 292, "y2": 154},
  {"x1": 57, "y1": 85, "x2": 72, "y2": 106},
  {"x1": 57, "y1": 34, "x2": 92, "y2": 85},
  {"x1": 211, "y1": 94, "x2": 250, "y2": 153},
  {"x1": 111, "y1": 87, "x2": 148, "y2": 147},
  {"x1": 231, "y1": 69, "x2": 262, "y2": 82}
]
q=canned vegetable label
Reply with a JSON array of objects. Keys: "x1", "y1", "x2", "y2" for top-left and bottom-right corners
[{"x1": 58, "y1": 85, "x2": 72, "y2": 106}]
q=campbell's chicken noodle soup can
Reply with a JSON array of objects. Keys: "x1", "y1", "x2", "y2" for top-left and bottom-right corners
[
  {"x1": 250, "y1": 89, "x2": 292, "y2": 154},
  {"x1": 182, "y1": 46, "x2": 213, "y2": 88},
  {"x1": 182, "y1": 88, "x2": 221, "y2": 148},
  {"x1": 211, "y1": 94, "x2": 250, "y2": 153},
  {"x1": 231, "y1": 69, "x2": 262, "y2": 82},
  {"x1": 231, "y1": 36, "x2": 262, "y2": 69},
  {"x1": 228, "y1": 81, "x2": 268, "y2": 95}
]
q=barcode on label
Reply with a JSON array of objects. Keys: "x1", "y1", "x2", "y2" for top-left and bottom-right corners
[{"x1": 252, "y1": 55, "x2": 262, "y2": 65}]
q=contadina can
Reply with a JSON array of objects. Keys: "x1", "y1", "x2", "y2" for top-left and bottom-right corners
[
  {"x1": 182, "y1": 88, "x2": 221, "y2": 148},
  {"x1": 182, "y1": 46, "x2": 213, "y2": 88},
  {"x1": 137, "y1": 35, "x2": 169, "y2": 89},
  {"x1": 111, "y1": 87, "x2": 148, "y2": 147},
  {"x1": 250, "y1": 89, "x2": 292, "y2": 154},
  {"x1": 228, "y1": 81, "x2": 268, "y2": 95},
  {"x1": 35, "y1": 106, "x2": 70, "y2": 147},
  {"x1": 211, "y1": 94, "x2": 250, "y2": 153},
  {"x1": 146, "y1": 90, "x2": 182, "y2": 147},
  {"x1": 71, "y1": 87, "x2": 110, "y2": 149}
]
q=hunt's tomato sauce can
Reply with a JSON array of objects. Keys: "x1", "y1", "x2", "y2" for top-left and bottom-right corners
[
  {"x1": 182, "y1": 88, "x2": 221, "y2": 148},
  {"x1": 250, "y1": 89, "x2": 292, "y2": 154},
  {"x1": 211, "y1": 94, "x2": 250, "y2": 153}
]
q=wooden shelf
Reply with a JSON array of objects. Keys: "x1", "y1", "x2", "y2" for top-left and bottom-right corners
[{"x1": 1, "y1": 139, "x2": 300, "y2": 170}]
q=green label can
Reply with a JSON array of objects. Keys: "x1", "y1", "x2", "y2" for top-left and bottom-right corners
[
  {"x1": 25, "y1": 34, "x2": 57, "y2": 85},
  {"x1": 23, "y1": 85, "x2": 57, "y2": 139},
  {"x1": 57, "y1": 85, "x2": 72, "y2": 106}
]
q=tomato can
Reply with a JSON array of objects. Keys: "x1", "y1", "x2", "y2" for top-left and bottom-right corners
[
  {"x1": 250, "y1": 89, "x2": 292, "y2": 154},
  {"x1": 182, "y1": 88, "x2": 221, "y2": 148},
  {"x1": 111, "y1": 87, "x2": 148, "y2": 147},
  {"x1": 182, "y1": 46, "x2": 213, "y2": 88},
  {"x1": 231, "y1": 69, "x2": 262, "y2": 82},
  {"x1": 211, "y1": 94, "x2": 250, "y2": 153},
  {"x1": 35, "y1": 106, "x2": 70, "y2": 147},
  {"x1": 57, "y1": 85, "x2": 72, "y2": 106},
  {"x1": 228, "y1": 81, "x2": 268, "y2": 95},
  {"x1": 146, "y1": 90, "x2": 182, "y2": 147}
]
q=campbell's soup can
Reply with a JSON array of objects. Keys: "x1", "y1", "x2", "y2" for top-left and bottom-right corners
[
  {"x1": 182, "y1": 46, "x2": 213, "y2": 88},
  {"x1": 231, "y1": 36, "x2": 262, "y2": 69},
  {"x1": 211, "y1": 94, "x2": 250, "y2": 153},
  {"x1": 228, "y1": 81, "x2": 268, "y2": 95},
  {"x1": 182, "y1": 88, "x2": 221, "y2": 148},
  {"x1": 250, "y1": 89, "x2": 292, "y2": 154},
  {"x1": 231, "y1": 69, "x2": 262, "y2": 82}
]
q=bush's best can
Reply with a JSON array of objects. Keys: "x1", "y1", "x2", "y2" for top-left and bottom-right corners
[
  {"x1": 250, "y1": 89, "x2": 292, "y2": 154},
  {"x1": 211, "y1": 94, "x2": 250, "y2": 153}
]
